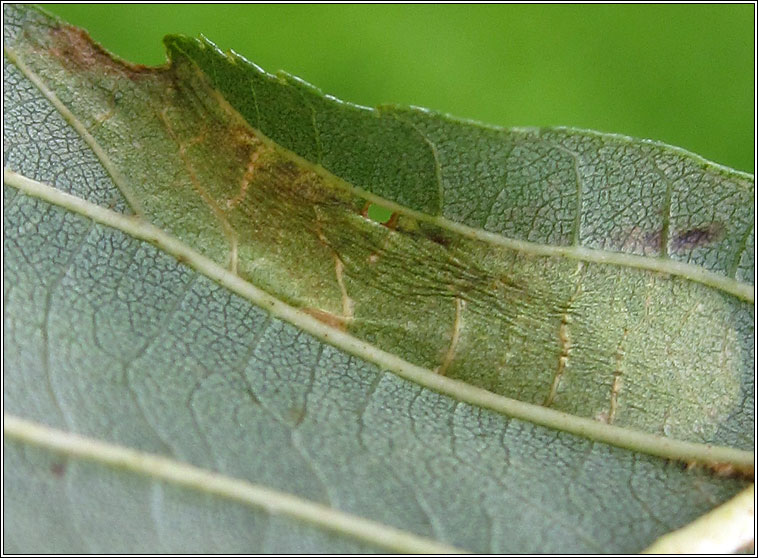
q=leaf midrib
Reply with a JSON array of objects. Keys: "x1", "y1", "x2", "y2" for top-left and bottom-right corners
[{"x1": 5, "y1": 168, "x2": 754, "y2": 472}]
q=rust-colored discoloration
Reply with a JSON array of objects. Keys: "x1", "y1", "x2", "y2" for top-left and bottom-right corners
[
  {"x1": 683, "y1": 460, "x2": 754, "y2": 480},
  {"x1": 544, "y1": 317, "x2": 570, "y2": 407},
  {"x1": 383, "y1": 212, "x2": 400, "y2": 230},
  {"x1": 544, "y1": 262, "x2": 584, "y2": 407},
  {"x1": 46, "y1": 24, "x2": 159, "y2": 80},
  {"x1": 158, "y1": 106, "x2": 242, "y2": 272},
  {"x1": 50, "y1": 462, "x2": 65, "y2": 477},
  {"x1": 360, "y1": 202, "x2": 371, "y2": 218},
  {"x1": 302, "y1": 307, "x2": 350, "y2": 331},
  {"x1": 226, "y1": 145, "x2": 261, "y2": 210},
  {"x1": 608, "y1": 327, "x2": 629, "y2": 424}
]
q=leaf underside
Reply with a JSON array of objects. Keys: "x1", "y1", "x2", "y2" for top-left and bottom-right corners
[{"x1": 3, "y1": 4, "x2": 754, "y2": 554}]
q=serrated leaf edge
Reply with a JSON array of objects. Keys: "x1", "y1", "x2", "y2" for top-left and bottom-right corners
[
  {"x1": 184, "y1": 35, "x2": 755, "y2": 303},
  {"x1": 6, "y1": 38, "x2": 753, "y2": 304}
]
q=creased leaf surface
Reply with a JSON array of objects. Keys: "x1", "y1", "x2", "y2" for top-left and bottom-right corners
[{"x1": 3, "y1": 4, "x2": 754, "y2": 554}]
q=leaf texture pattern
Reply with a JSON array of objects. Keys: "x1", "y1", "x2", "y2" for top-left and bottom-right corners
[{"x1": 3, "y1": 5, "x2": 754, "y2": 553}]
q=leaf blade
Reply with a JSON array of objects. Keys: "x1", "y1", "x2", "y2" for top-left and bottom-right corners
[
  {"x1": 3, "y1": 169, "x2": 751, "y2": 553},
  {"x1": 3, "y1": 4, "x2": 754, "y2": 553}
]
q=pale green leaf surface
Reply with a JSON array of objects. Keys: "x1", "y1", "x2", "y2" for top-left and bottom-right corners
[{"x1": 3, "y1": 4, "x2": 754, "y2": 554}]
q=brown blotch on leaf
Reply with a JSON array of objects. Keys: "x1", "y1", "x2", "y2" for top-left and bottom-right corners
[
  {"x1": 671, "y1": 223, "x2": 725, "y2": 251},
  {"x1": 427, "y1": 232, "x2": 451, "y2": 247},
  {"x1": 617, "y1": 226, "x2": 662, "y2": 255},
  {"x1": 50, "y1": 462, "x2": 65, "y2": 477},
  {"x1": 418, "y1": 224, "x2": 452, "y2": 248},
  {"x1": 286, "y1": 406, "x2": 307, "y2": 427}
]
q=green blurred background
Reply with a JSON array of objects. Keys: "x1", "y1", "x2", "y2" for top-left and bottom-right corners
[{"x1": 44, "y1": 4, "x2": 754, "y2": 173}]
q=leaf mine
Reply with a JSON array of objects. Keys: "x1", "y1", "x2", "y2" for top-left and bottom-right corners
[{"x1": 4, "y1": 9, "x2": 752, "y2": 447}]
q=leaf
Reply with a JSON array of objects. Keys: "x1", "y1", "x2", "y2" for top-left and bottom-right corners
[{"x1": 3, "y1": 4, "x2": 754, "y2": 554}]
